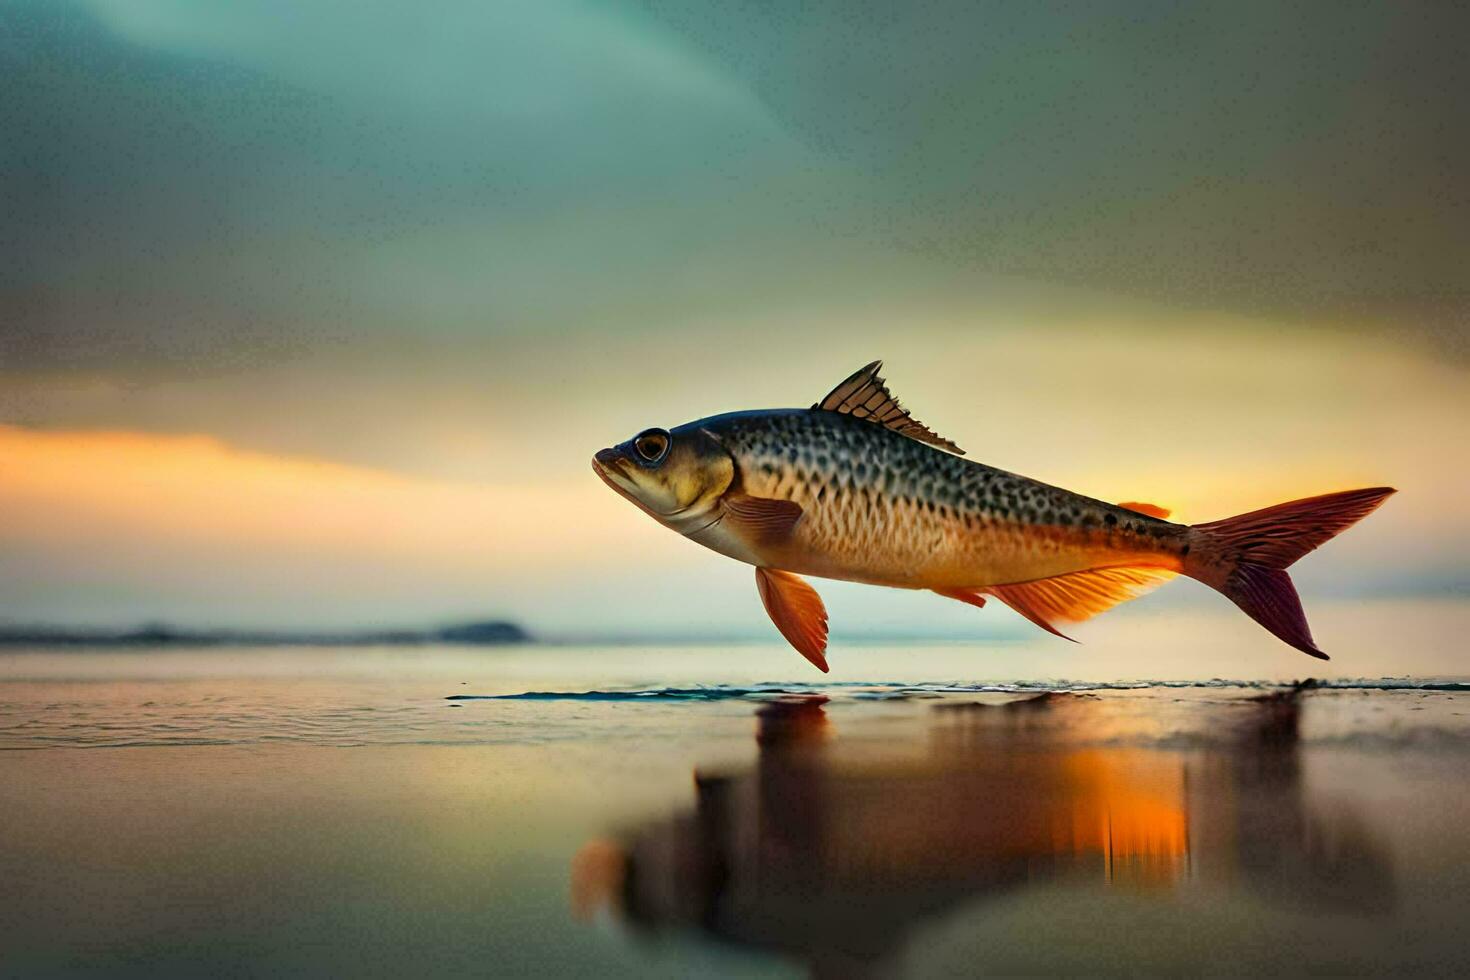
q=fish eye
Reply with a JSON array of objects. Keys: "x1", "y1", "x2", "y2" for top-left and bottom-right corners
[{"x1": 633, "y1": 429, "x2": 670, "y2": 463}]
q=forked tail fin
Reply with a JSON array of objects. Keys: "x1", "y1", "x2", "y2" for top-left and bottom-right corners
[{"x1": 1186, "y1": 487, "x2": 1395, "y2": 660}]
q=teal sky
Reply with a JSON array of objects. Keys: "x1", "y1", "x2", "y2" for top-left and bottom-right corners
[{"x1": 1, "y1": 1, "x2": 1466, "y2": 641}]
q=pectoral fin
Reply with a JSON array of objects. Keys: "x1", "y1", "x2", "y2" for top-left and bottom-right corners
[
  {"x1": 724, "y1": 494, "x2": 804, "y2": 545},
  {"x1": 755, "y1": 567, "x2": 829, "y2": 672}
]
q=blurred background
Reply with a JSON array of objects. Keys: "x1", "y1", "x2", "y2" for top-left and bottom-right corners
[{"x1": 2, "y1": 0, "x2": 1466, "y2": 651}]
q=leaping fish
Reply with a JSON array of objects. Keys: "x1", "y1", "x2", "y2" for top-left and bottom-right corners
[{"x1": 592, "y1": 361, "x2": 1394, "y2": 671}]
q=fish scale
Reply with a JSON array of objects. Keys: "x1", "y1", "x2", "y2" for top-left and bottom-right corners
[
  {"x1": 594, "y1": 361, "x2": 1394, "y2": 668},
  {"x1": 696, "y1": 408, "x2": 1186, "y2": 589}
]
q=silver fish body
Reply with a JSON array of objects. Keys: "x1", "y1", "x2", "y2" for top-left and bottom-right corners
[
  {"x1": 682, "y1": 409, "x2": 1188, "y2": 589},
  {"x1": 593, "y1": 361, "x2": 1393, "y2": 668}
]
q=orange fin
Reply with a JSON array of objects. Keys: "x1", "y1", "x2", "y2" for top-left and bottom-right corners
[
  {"x1": 987, "y1": 584, "x2": 1078, "y2": 641},
  {"x1": 724, "y1": 494, "x2": 804, "y2": 544},
  {"x1": 1118, "y1": 501, "x2": 1171, "y2": 519},
  {"x1": 755, "y1": 567, "x2": 829, "y2": 672},
  {"x1": 931, "y1": 587, "x2": 988, "y2": 610},
  {"x1": 987, "y1": 565, "x2": 1178, "y2": 640},
  {"x1": 815, "y1": 360, "x2": 964, "y2": 455}
]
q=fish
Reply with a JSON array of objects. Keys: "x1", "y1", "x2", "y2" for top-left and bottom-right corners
[{"x1": 592, "y1": 360, "x2": 1394, "y2": 671}]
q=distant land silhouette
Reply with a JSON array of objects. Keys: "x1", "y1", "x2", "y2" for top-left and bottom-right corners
[{"x1": 0, "y1": 619, "x2": 529, "y2": 647}]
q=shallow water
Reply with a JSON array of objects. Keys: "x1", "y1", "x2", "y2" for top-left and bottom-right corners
[{"x1": 2, "y1": 642, "x2": 1469, "y2": 976}]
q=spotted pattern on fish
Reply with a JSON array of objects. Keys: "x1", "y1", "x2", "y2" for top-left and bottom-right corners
[
  {"x1": 595, "y1": 364, "x2": 1394, "y2": 665},
  {"x1": 686, "y1": 409, "x2": 1189, "y2": 589}
]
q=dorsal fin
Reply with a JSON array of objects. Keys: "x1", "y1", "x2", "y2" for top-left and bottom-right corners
[
  {"x1": 1118, "y1": 501, "x2": 1172, "y2": 519},
  {"x1": 814, "y1": 360, "x2": 964, "y2": 455}
]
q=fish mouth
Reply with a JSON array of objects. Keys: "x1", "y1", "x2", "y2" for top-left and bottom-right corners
[
  {"x1": 591, "y1": 450, "x2": 627, "y2": 487},
  {"x1": 592, "y1": 449, "x2": 676, "y2": 522},
  {"x1": 592, "y1": 450, "x2": 646, "y2": 506}
]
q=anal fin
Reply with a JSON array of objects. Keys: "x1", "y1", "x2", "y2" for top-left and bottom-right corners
[
  {"x1": 986, "y1": 584, "x2": 1079, "y2": 641},
  {"x1": 755, "y1": 567, "x2": 830, "y2": 672},
  {"x1": 986, "y1": 565, "x2": 1178, "y2": 641}
]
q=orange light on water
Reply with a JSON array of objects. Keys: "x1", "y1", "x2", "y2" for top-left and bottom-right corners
[{"x1": 1060, "y1": 750, "x2": 1190, "y2": 885}]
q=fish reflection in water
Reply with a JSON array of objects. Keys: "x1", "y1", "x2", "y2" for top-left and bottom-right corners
[{"x1": 572, "y1": 689, "x2": 1393, "y2": 973}]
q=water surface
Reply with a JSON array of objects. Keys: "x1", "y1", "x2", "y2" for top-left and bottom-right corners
[{"x1": 2, "y1": 642, "x2": 1468, "y2": 976}]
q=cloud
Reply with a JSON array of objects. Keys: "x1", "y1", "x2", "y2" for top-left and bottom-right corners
[
  {"x1": 2, "y1": 317, "x2": 1464, "y2": 630},
  {"x1": 1, "y1": 1, "x2": 1464, "y2": 631},
  {"x1": 0, "y1": 424, "x2": 665, "y2": 627},
  {"x1": 8, "y1": 0, "x2": 1463, "y2": 392},
  {"x1": 0, "y1": 0, "x2": 813, "y2": 375},
  {"x1": 642, "y1": 1, "x2": 1470, "y2": 340}
]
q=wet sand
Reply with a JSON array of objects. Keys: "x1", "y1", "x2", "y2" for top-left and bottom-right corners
[{"x1": 2, "y1": 645, "x2": 1468, "y2": 977}]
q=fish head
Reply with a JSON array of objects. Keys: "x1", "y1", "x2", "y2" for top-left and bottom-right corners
[{"x1": 593, "y1": 425, "x2": 734, "y2": 531}]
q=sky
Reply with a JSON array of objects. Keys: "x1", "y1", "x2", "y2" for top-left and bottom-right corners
[{"x1": 1, "y1": 1, "x2": 1466, "y2": 641}]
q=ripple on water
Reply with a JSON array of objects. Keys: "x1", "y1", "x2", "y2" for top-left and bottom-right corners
[{"x1": 0, "y1": 678, "x2": 1465, "y2": 750}]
